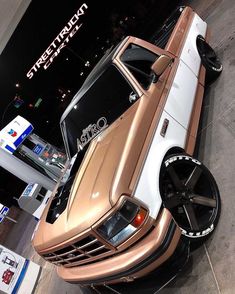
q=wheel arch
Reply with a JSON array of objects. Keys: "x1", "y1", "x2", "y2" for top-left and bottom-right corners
[
  {"x1": 196, "y1": 34, "x2": 223, "y2": 83},
  {"x1": 163, "y1": 147, "x2": 185, "y2": 160},
  {"x1": 196, "y1": 34, "x2": 206, "y2": 60},
  {"x1": 159, "y1": 147, "x2": 186, "y2": 191}
]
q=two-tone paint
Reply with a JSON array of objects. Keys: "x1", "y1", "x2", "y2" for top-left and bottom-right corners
[
  {"x1": 32, "y1": 6, "x2": 210, "y2": 285},
  {"x1": 133, "y1": 12, "x2": 207, "y2": 218}
]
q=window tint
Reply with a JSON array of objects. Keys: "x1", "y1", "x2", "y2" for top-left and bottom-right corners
[
  {"x1": 121, "y1": 44, "x2": 158, "y2": 89},
  {"x1": 64, "y1": 65, "x2": 138, "y2": 157}
]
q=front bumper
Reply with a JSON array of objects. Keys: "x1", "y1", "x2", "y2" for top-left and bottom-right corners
[{"x1": 57, "y1": 208, "x2": 181, "y2": 285}]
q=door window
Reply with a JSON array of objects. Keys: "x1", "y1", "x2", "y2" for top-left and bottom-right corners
[{"x1": 120, "y1": 44, "x2": 158, "y2": 89}]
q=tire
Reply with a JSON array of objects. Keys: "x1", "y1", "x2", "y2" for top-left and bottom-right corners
[
  {"x1": 160, "y1": 154, "x2": 221, "y2": 240},
  {"x1": 197, "y1": 35, "x2": 223, "y2": 84}
]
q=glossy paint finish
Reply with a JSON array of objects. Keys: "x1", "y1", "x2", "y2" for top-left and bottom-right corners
[{"x1": 33, "y1": 5, "x2": 209, "y2": 284}]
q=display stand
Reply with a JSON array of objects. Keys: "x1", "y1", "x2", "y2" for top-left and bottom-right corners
[
  {"x1": 0, "y1": 245, "x2": 41, "y2": 294},
  {"x1": 18, "y1": 183, "x2": 52, "y2": 220}
]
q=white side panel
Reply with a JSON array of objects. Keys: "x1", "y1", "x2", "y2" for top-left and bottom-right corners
[
  {"x1": 18, "y1": 261, "x2": 41, "y2": 294},
  {"x1": 134, "y1": 111, "x2": 187, "y2": 218},
  {"x1": 180, "y1": 13, "x2": 207, "y2": 77},
  {"x1": 164, "y1": 60, "x2": 198, "y2": 129},
  {"x1": 132, "y1": 12, "x2": 208, "y2": 220},
  {"x1": 33, "y1": 190, "x2": 52, "y2": 220}
]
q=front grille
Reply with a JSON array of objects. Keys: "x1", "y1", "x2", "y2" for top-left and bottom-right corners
[{"x1": 42, "y1": 235, "x2": 112, "y2": 267}]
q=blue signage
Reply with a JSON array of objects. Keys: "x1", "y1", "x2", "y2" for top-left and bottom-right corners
[
  {"x1": 22, "y1": 184, "x2": 35, "y2": 197},
  {"x1": 33, "y1": 144, "x2": 44, "y2": 155},
  {"x1": 0, "y1": 206, "x2": 9, "y2": 223},
  {"x1": 14, "y1": 124, "x2": 34, "y2": 148}
]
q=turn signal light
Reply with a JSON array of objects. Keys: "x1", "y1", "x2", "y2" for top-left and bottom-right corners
[{"x1": 132, "y1": 208, "x2": 147, "y2": 228}]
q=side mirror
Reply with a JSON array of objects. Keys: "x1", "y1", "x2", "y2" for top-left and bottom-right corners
[{"x1": 151, "y1": 55, "x2": 173, "y2": 76}]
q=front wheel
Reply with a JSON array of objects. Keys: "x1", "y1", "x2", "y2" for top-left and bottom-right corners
[
  {"x1": 160, "y1": 154, "x2": 221, "y2": 240},
  {"x1": 197, "y1": 35, "x2": 223, "y2": 83}
]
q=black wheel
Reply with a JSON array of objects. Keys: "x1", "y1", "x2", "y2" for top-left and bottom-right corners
[
  {"x1": 160, "y1": 154, "x2": 221, "y2": 239},
  {"x1": 197, "y1": 35, "x2": 223, "y2": 83}
]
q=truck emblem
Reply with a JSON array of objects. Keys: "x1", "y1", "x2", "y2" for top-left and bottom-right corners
[{"x1": 77, "y1": 117, "x2": 108, "y2": 150}]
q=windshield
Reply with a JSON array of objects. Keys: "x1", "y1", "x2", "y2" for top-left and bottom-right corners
[{"x1": 63, "y1": 65, "x2": 138, "y2": 158}]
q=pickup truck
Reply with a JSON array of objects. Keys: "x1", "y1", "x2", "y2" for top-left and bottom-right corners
[{"x1": 32, "y1": 6, "x2": 222, "y2": 287}]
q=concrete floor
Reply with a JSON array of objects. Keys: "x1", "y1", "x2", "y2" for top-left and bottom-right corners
[{"x1": 2, "y1": 0, "x2": 235, "y2": 293}]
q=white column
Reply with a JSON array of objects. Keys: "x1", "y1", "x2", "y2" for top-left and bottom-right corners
[
  {"x1": 0, "y1": 0, "x2": 32, "y2": 55},
  {"x1": 0, "y1": 148, "x2": 55, "y2": 191}
]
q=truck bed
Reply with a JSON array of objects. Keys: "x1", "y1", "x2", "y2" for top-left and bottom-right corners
[{"x1": 151, "y1": 6, "x2": 185, "y2": 49}]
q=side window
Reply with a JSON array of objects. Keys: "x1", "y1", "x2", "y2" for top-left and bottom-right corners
[{"x1": 120, "y1": 44, "x2": 158, "y2": 89}]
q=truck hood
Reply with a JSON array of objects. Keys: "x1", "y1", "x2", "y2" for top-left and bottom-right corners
[{"x1": 33, "y1": 96, "x2": 158, "y2": 252}]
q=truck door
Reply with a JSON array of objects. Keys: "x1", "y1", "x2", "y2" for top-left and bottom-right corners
[{"x1": 163, "y1": 59, "x2": 198, "y2": 130}]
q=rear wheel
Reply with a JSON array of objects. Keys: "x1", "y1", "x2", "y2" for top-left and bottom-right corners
[
  {"x1": 197, "y1": 35, "x2": 223, "y2": 83},
  {"x1": 160, "y1": 154, "x2": 221, "y2": 240}
]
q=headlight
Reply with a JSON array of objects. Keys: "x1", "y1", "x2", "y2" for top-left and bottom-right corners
[{"x1": 97, "y1": 200, "x2": 147, "y2": 246}]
